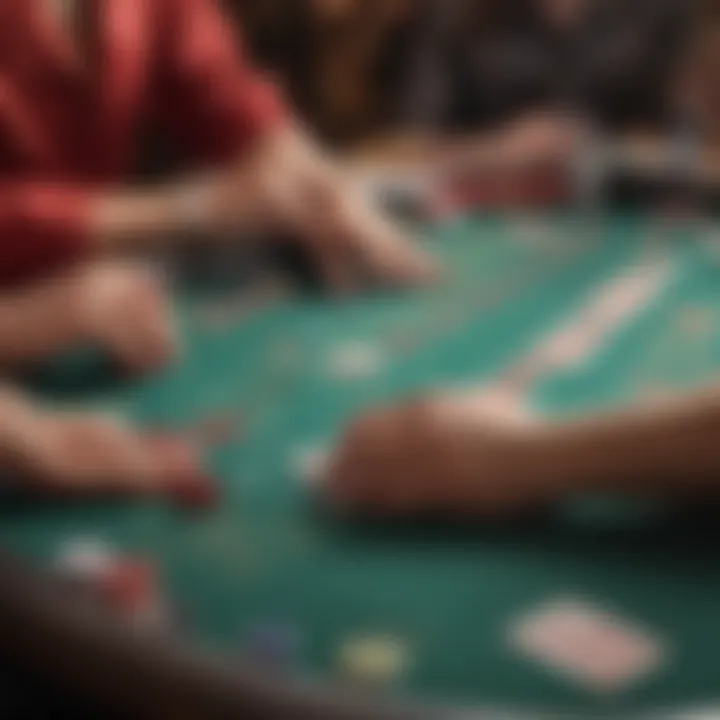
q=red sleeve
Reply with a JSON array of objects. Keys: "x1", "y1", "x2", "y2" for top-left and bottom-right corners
[
  {"x1": 0, "y1": 182, "x2": 93, "y2": 287},
  {"x1": 157, "y1": 0, "x2": 286, "y2": 166}
]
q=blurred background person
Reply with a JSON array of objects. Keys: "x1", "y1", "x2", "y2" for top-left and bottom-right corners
[
  {"x1": 236, "y1": 0, "x2": 415, "y2": 144},
  {"x1": 673, "y1": 6, "x2": 720, "y2": 158},
  {"x1": 231, "y1": 0, "x2": 690, "y2": 195},
  {"x1": 387, "y1": 0, "x2": 687, "y2": 181}
]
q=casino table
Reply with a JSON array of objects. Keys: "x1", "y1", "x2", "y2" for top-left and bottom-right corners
[{"x1": 2, "y1": 211, "x2": 720, "y2": 719}]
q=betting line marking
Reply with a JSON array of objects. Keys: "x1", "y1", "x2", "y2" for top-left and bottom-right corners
[{"x1": 497, "y1": 252, "x2": 679, "y2": 396}]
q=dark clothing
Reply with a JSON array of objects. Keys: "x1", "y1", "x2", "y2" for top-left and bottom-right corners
[{"x1": 395, "y1": 0, "x2": 688, "y2": 133}]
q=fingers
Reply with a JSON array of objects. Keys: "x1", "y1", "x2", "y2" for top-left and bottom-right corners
[
  {"x1": 326, "y1": 397, "x2": 536, "y2": 516},
  {"x1": 365, "y1": 222, "x2": 439, "y2": 286},
  {"x1": 78, "y1": 417, "x2": 155, "y2": 491},
  {"x1": 35, "y1": 414, "x2": 155, "y2": 492},
  {"x1": 33, "y1": 414, "x2": 202, "y2": 495},
  {"x1": 328, "y1": 197, "x2": 439, "y2": 289},
  {"x1": 105, "y1": 273, "x2": 178, "y2": 372},
  {"x1": 308, "y1": 226, "x2": 358, "y2": 296},
  {"x1": 275, "y1": 174, "x2": 362, "y2": 296},
  {"x1": 77, "y1": 262, "x2": 178, "y2": 374},
  {"x1": 253, "y1": 137, "x2": 439, "y2": 292},
  {"x1": 144, "y1": 434, "x2": 203, "y2": 484}
]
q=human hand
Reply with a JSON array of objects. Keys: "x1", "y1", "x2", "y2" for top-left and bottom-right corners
[
  {"x1": 222, "y1": 128, "x2": 439, "y2": 293},
  {"x1": 0, "y1": 391, "x2": 198, "y2": 494},
  {"x1": 65, "y1": 261, "x2": 177, "y2": 374},
  {"x1": 327, "y1": 390, "x2": 564, "y2": 516}
]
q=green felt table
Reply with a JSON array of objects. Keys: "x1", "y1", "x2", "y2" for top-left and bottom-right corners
[{"x1": 3, "y1": 213, "x2": 720, "y2": 719}]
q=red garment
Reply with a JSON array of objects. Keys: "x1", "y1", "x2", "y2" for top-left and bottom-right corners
[{"x1": 0, "y1": 0, "x2": 284, "y2": 285}]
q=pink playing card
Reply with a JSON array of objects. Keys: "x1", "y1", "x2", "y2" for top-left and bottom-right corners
[{"x1": 508, "y1": 598, "x2": 667, "y2": 692}]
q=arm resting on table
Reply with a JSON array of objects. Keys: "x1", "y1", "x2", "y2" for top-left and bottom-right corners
[{"x1": 546, "y1": 388, "x2": 720, "y2": 494}]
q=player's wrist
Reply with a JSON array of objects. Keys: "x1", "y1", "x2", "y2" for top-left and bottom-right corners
[
  {"x1": 91, "y1": 184, "x2": 221, "y2": 250},
  {"x1": 443, "y1": 415, "x2": 577, "y2": 511},
  {"x1": 537, "y1": 416, "x2": 658, "y2": 494},
  {"x1": 526, "y1": 420, "x2": 607, "y2": 493},
  {"x1": 266, "y1": 127, "x2": 349, "y2": 225},
  {"x1": 91, "y1": 191, "x2": 171, "y2": 249}
]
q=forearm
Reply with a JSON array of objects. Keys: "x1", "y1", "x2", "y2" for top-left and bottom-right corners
[
  {"x1": 91, "y1": 126, "x2": 324, "y2": 252},
  {"x1": 89, "y1": 178, "x2": 243, "y2": 252},
  {"x1": 0, "y1": 180, "x2": 220, "y2": 283},
  {"x1": 545, "y1": 389, "x2": 720, "y2": 494},
  {"x1": 89, "y1": 186, "x2": 192, "y2": 251}
]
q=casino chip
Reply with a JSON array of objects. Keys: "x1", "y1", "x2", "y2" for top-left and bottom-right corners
[
  {"x1": 54, "y1": 542, "x2": 172, "y2": 632},
  {"x1": 54, "y1": 537, "x2": 116, "y2": 581},
  {"x1": 100, "y1": 559, "x2": 174, "y2": 633},
  {"x1": 338, "y1": 635, "x2": 410, "y2": 685},
  {"x1": 327, "y1": 342, "x2": 385, "y2": 380},
  {"x1": 243, "y1": 621, "x2": 302, "y2": 671}
]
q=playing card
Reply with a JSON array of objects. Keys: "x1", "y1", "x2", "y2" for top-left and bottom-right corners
[{"x1": 508, "y1": 597, "x2": 667, "y2": 692}]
